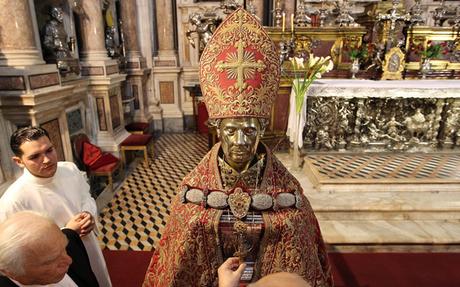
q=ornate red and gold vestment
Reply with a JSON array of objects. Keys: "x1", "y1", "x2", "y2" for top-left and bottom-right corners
[{"x1": 143, "y1": 143, "x2": 333, "y2": 287}]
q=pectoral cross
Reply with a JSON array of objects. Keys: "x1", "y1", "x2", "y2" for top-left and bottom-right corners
[{"x1": 233, "y1": 220, "x2": 252, "y2": 262}]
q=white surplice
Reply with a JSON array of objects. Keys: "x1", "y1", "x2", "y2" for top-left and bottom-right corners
[
  {"x1": 12, "y1": 274, "x2": 77, "y2": 287},
  {"x1": 0, "y1": 162, "x2": 111, "y2": 287}
]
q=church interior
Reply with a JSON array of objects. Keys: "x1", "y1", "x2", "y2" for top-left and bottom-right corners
[{"x1": 0, "y1": 0, "x2": 460, "y2": 286}]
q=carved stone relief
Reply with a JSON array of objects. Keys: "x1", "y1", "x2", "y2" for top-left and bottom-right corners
[{"x1": 304, "y1": 96, "x2": 459, "y2": 152}]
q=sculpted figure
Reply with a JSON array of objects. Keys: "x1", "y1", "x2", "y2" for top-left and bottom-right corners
[
  {"x1": 186, "y1": 12, "x2": 217, "y2": 54},
  {"x1": 42, "y1": 7, "x2": 72, "y2": 71},
  {"x1": 316, "y1": 126, "x2": 333, "y2": 150},
  {"x1": 404, "y1": 108, "x2": 429, "y2": 139},
  {"x1": 143, "y1": 9, "x2": 332, "y2": 287}
]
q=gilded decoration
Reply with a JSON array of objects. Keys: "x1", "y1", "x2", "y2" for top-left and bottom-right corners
[
  {"x1": 199, "y1": 9, "x2": 280, "y2": 119},
  {"x1": 228, "y1": 188, "x2": 252, "y2": 219},
  {"x1": 381, "y1": 47, "x2": 405, "y2": 80}
]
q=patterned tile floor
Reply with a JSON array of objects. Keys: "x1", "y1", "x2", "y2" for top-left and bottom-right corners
[
  {"x1": 98, "y1": 133, "x2": 208, "y2": 251},
  {"x1": 99, "y1": 134, "x2": 460, "y2": 251},
  {"x1": 306, "y1": 153, "x2": 460, "y2": 185}
]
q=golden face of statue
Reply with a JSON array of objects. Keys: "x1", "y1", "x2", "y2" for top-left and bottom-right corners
[{"x1": 218, "y1": 118, "x2": 262, "y2": 172}]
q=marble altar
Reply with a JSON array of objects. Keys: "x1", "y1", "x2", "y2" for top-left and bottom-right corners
[{"x1": 297, "y1": 79, "x2": 460, "y2": 151}]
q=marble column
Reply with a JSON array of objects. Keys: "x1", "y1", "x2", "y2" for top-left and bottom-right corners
[
  {"x1": 152, "y1": 0, "x2": 183, "y2": 132},
  {"x1": 120, "y1": 0, "x2": 142, "y2": 59},
  {"x1": 79, "y1": 0, "x2": 110, "y2": 61},
  {"x1": 155, "y1": 0, "x2": 176, "y2": 58},
  {"x1": 77, "y1": 0, "x2": 129, "y2": 154},
  {"x1": 253, "y1": 0, "x2": 264, "y2": 22},
  {"x1": 0, "y1": 0, "x2": 44, "y2": 66},
  {"x1": 118, "y1": 0, "x2": 152, "y2": 125}
]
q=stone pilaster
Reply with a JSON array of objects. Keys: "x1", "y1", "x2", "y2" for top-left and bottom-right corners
[
  {"x1": 119, "y1": 0, "x2": 152, "y2": 126},
  {"x1": 137, "y1": 0, "x2": 162, "y2": 129},
  {"x1": 77, "y1": 0, "x2": 128, "y2": 154},
  {"x1": 153, "y1": 0, "x2": 183, "y2": 132}
]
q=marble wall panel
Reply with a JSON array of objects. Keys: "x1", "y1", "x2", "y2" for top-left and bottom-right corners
[
  {"x1": 106, "y1": 65, "x2": 119, "y2": 75},
  {"x1": 109, "y1": 95, "x2": 121, "y2": 129},
  {"x1": 29, "y1": 72, "x2": 60, "y2": 89},
  {"x1": 96, "y1": 97, "x2": 108, "y2": 131},
  {"x1": 154, "y1": 60, "x2": 176, "y2": 66},
  {"x1": 133, "y1": 85, "x2": 140, "y2": 110},
  {"x1": 41, "y1": 119, "x2": 65, "y2": 161},
  {"x1": 81, "y1": 66, "x2": 105, "y2": 76},
  {"x1": 0, "y1": 76, "x2": 26, "y2": 91},
  {"x1": 66, "y1": 109, "x2": 84, "y2": 136},
  {"x1": 127, "y1": 62, "x2": 140, "y2": 69},
  {"x1": 159, "y1": 81, "x2": 175, "y2": 104}
]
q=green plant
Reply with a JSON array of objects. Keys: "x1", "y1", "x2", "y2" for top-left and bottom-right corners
[
  {"x1": 411, "y1": 40, "x2": 449, "y2": 59},
  {"x1": 348, "y1": 44, "x2": 368, "y2": 61}
]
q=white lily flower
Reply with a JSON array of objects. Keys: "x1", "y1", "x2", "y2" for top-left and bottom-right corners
[
  {"x1": 308, "y1": 54, "x2": 320, "y2": 68},
  {"x1": 325, "y1": 59, "x2": 334, "y2": 72},
  {"x1": 294, "y1": 57, "x2": 304, "y2": 69}
]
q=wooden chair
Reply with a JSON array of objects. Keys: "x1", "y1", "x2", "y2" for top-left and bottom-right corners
[
  {"x1": 119, "y1": 134, "x2": 154, "y2": 166},
  {"x1": 72, "y1": 134, "x2": 122, "y2": 192}
]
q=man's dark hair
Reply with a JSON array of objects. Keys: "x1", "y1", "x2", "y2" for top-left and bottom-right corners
[{"x1": 10, "y1": 126, "x2": 50, "y2": 157}]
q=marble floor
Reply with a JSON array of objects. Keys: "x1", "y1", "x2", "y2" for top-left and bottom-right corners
[
  {"x1": 277, "y1": 152, "x2": 460, "y2": 251},
  {"x1": 97, "y1": 133, "x2": 460, "y2": 252}
]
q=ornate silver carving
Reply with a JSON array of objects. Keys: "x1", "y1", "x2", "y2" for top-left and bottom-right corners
[
  {"x1": 185, "y1": 188, "x2": 204, "y2": 204},
  {"x1": 251, "y1": 194, "x2": 273, "y2": 210},
  {"x1": 181, "y1": 189, "x2": 299, "y2": 211},
  {"x1": 208, "y1": 191, "x2": 229, "y2": 209},
  {"x1": 276, "y1": 193, "x2": 296, "y2": 209},
  {"x1": 302, "y1": 89, "x2": 460, "y2": 152}
]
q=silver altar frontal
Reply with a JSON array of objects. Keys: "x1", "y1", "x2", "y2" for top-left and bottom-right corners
[{"x1": 300, "y1": 80, "x2": 460, "y2": 152}]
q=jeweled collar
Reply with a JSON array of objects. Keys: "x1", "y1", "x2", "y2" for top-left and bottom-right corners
[{"x1": 218, "y1": 153, "x2": 266, "y2": 190}]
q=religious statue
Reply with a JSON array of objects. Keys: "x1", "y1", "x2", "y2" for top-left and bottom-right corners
[
  {"x1": 143, "y1": 9, "x2": 332, "y2": 287},
  {"x1": 186, "y1": 12, "x2": 219, "y2": 55},
  {"x1": 316, "y1": 126, "x2": 333, "y2": 150},
  {"x1": 41, "y1": 7, "x2": 73, "y2": 72},
  {"x1": 105, "y1": 26, "x2": 118, "y2": 58},
  {"x1": 383, "y1": 116, "x2": 406, "y2": 150},
  {"x1": 365, "y1": 43, "x2": 385, "y2": 72},
  {"x1": 409, "y1": 0, "x2": 425, "y2": 26},
  {"x1": 335, "y1": 0, "x2": 356, "y2": 27},
  {"x1": 278, "y1": 41, "x2": 291, "y2": 64},
  {"x1": 404, "y1": 108, "x2": 429, "y2": 139}
]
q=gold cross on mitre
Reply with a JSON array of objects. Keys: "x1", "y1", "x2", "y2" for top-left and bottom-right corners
[{"x1": 216, "y1": 39, "x2": 266, "y2": 92}]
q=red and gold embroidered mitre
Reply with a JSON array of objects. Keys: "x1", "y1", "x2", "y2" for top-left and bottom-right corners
[{"x1": 199, "y1": 8, "x2": 280, "y2": 119}]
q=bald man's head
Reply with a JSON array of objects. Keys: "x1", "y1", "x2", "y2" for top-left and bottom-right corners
[
  {"x1": 0, "y1": 211, "x2": 72, "y2": 285},
  {"x1": 249, "y1": 272, "x2": 311, "y2": 287}
]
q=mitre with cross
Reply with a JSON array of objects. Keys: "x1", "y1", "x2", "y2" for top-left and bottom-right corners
[{"x1": 199, "y1": 8, "x2": 280, "y2": 119}]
